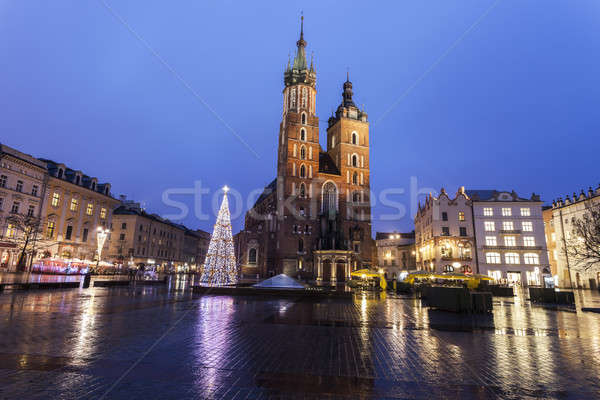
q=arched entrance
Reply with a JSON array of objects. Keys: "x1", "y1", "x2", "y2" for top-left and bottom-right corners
[{"x1": 335, "y1": 259, "x2": 347, "y2": 282}]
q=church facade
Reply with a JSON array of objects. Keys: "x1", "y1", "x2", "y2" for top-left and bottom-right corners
[{"x1": 235, "y1": 18, "x2": 373, "y2": 281}]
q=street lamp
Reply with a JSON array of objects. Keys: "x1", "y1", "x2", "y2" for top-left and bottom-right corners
[{"x1": 96, "y1": 227, "x2": 109, "y2": 271}]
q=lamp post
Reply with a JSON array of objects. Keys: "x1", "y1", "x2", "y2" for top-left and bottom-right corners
[{"x1": 96, "y1": 227, "x2": 109, "y2": 272}]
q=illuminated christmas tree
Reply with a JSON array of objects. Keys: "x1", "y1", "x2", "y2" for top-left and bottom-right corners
[{"x1": 200, "y1": 186, "x2": 238, "y2": 286}]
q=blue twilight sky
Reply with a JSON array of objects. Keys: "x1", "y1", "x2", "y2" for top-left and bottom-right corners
[{"x1": 1, "y1": 1, "x2": 599, "y2": 235}]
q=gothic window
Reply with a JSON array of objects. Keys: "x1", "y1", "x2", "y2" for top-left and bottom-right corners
[
  {"x1": 352, "y1": 154, "x2": 358, "y2": 167},
  {"x1": 300, "y1": 128, "x2": 306, "y2": 141},
  {"x1": 301, "y1": 112, "x2": 307, "y2": 125},
  {"x1": 298, "y1": 238, "x2": 304, "y2": 252},
  {"x1": 301, "y1": 87, "x2": 308, "y2": 108},
  {"x1": 299, "y1": 183, "x2": 306, "y2": 198},
  {"x1": 300, "y1": 165, "x2": 306, "y2": 178},
  {"x1": 300, "y1": 145, "x2": 306, "y2": 160},
  {"x1": 352, "y1": 132, "x2": 358, "y2": 145},
  {"x1": 352, "y1": 191, "x2": 361, "y2": 203},
  {"x1": 352, "y1": 172, "x2": 358, "y2": 185},
  {"x1": 290, "y1": 88, "x2": 297, "y2": 109},
  {"x1": 322, "y1": 182, "x2": 338, "y2": 213},
  {"x1": 249, "y1": 248, "x2": 257, "y2": 264}
]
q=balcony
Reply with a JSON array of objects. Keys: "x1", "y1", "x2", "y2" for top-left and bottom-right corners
[
  {"x1": 499, "y1": 229, "x2": 522, "y2": 235},
  {"x1": 483, "y1": 245, "x2": 543, "y2": 251},
  {"x1": 441, "y1": 256, "x2": 473, "y2": 262}
]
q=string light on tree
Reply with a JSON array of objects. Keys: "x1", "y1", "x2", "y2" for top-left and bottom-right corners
[{"x1": 200, "y1": 186, "x2": 238, "y2": 286}]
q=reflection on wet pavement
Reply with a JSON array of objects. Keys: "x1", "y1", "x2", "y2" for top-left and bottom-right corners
[{"x1": 0, "y1": 277, "x2": 599, "y2": 399}]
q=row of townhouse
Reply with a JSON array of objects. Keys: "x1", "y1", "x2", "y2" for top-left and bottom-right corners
[
  {"x1": 414, "y1": 187, "x2": 550, "y2": 287},
  {"x1": 106, "y1": 199, "x2": 210, "y2": 273},
  {"x1": 0, "y1": 143, "x2": 209, "y2": 272}
]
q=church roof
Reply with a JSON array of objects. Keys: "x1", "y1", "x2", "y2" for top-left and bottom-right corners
[
  {"x1": 252, "y1": 178, "x2": 277, "y2": 209},
  {"x1": 318, "y1": 152, "x2": 340, "y2": 175}
]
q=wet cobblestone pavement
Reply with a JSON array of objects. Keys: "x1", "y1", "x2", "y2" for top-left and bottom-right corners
[{"x1": 1, "y1": 277, "x2": 600, "y2": 399}]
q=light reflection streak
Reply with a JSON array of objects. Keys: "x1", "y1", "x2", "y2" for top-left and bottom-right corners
[{"x1": 193, "y1": 296, "x2": 235, "y2": 392}]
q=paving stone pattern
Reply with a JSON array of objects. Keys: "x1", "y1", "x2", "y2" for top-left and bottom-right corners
[{"x1": 0, "y1": 278, "x2": 599, "y2": 399}]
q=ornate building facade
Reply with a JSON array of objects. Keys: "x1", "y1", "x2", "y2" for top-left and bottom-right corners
[
  {"x1": 547, "y1": 186, "x2": 600, "y2": 289},
  {"x1": 236, "y1": 18, "x2": 373, "y2": 281},
  {"x1": 39, "y1": 159, "x2": 120, "y2": 262}
]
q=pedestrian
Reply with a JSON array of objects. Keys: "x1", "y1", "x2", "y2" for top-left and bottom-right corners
[{"x1": 138, "y1": 264, "x2": 145, "y2": 281}]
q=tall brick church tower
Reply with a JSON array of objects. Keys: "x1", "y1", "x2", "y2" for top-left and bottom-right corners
[{"x1": 236, "y1": 17, "x2": 373, "y2": 282}]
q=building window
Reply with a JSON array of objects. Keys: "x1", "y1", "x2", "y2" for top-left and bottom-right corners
[
  {"x1": 70, "y1": 198, "x2": 78, "y2": 212},
  {"x1": 27, "y1": 205, "x2": 35, "y2": 217},
  {"x1": 352, "y1": 172, "x2": 358, "y2": 185},
  {"x1": 322, "y1": 182, "x2": 338, "y2": 213},
  {"x1": 483, "y1": 207, "x2": 493, "y2": 216},
  {"x1": 5, "y1": 224, "x2": 15, "y2": 238},
  {"x1": 520, "y1": 207, "x2": 531, "y2": 216},
  {"x1": 441, "y1": 212, "x2": 448, "y2": 221},
  {"x1": 52, "y1": 192, "x2": 60, "y2": 207},
  {"x1": 459, "y1": 227, "x2": 467, "y2": 237},
  {"x1": 354, "y1": 243, "x2": 360, "y2": 253},
  {"x1": 522, "y1": 221, "x2": 533, "y2": 232},
  {"x1": 47, "y1": 221, "x2": 55, "y2": 238},
  {"x1": 352, "y1": 132, "x2": 358, "y2": 145},
  {"x1": 502, "y1": 221, "x2": 514, "y2": 231},
  {"x1": 11, "y1": 201, "x2": 19, "y2": 214},
  {"x1": 442, "y1": 227, "x2": 450, "y2": 236},
  {"x1": 65, "y1": 225, "x2": 73, "y2": 240},
  {"x1": 82, "y1": 228, "x2": 88, "y2": 242},
  {"x1": 31, "y1": 185, "x2": 38, "y2": 196},
  {"x1": 458, "y1": 211, "x2": 465, "y2": 221},
  {"x1": 484, "y1": 221, "x2": 495, "y2": 231},
  {"x1": 249, "y1": 248, "x2": 257, "y2": 264},
  {"x1": 299, "y1": 183, "x2": 306, "y2": 198},
  {"x1": 502, "y1": 207, "x2": 512, "y2": 217},
  {"x1": 331, "y1": 136, "x2": 336, "y2": 148},
  {"x1": 351, "y1": 154, "x2": 358, "y2": 167},
  {"x1": 299, "y1": 165, "x2": 306, "y2": 178},
  {"x1": 16, "y1": 180, "x2": 23, "y2": 192},
  {"x1": 523, "y1": 236, "x2": 535, "y2": 247},
  {"x1": 301, "y1": 112, "x2": 307, "y2": 125},
  {"x1": 0, "y1": 175, "x2": 6, "y2": 188},
  {"x1": 485, "y1": 236, "x2": 497, "y2": 246},
  {"x1": 119, "y1": 233, "x2": 125, "y2": 241},
  {"x1": 505, "y1": 253, "x2": 520, "y2": 264},
  {"x1": 300, "y1": 145, "x2": 306, "y2": 160},
  {"x1": 504, "y1": 236, "x2": 516, "y2": 247},
  {"x1": 86, "y1": 203, "x2": 93, "y2": 216},
  {"x1": 300, "y1": 128, "x2": 306, "y2": 142},
  {"x1": 100, "y1": 208, "x2": 107, "y2": 219},
  {"x1": 298, "y1": 238, "x2": 304, "y2": 252},
  {"x1": 486, "y1": 252, "x2": 501, "y2": 264},
  {"x1": 524, "y1": 253, "x2": 539, "y2": 264}
]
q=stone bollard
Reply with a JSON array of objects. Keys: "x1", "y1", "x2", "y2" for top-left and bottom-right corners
[{"x1": 82, "y1": 273, "x2": 91, "y2": 289}]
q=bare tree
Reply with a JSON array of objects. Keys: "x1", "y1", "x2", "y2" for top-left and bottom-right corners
[
  {"x1": 4, "y1": 213, "x2": 43, "y2": 271},
  {"x1": 564, "y1": 203, "x2": 600, "y2": 272}
]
